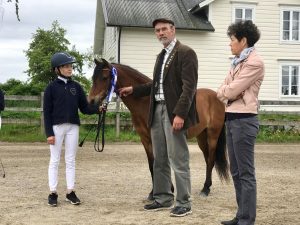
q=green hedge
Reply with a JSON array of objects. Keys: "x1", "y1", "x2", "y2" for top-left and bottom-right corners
[{"x1": 1, "y1": 112, "x2": 299, "y2": 143}]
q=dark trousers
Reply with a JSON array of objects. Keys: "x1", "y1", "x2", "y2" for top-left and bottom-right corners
[{"x1": 226, "y1": 116, "x2": 259, "y2": 225}]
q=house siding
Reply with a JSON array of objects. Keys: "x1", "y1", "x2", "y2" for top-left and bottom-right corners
[
  {"x1": 254, "y1": 0, "x2": 300, "y2": 101},
  {"x1": 103, "y1": 27, "x2": 118, "y2": 62},
  {"x1": 100, "y1": 0, "x2": 300, "y2": 112},
  {"x1": 119, "y1": 28, "x2": 229, "y2": 88}
]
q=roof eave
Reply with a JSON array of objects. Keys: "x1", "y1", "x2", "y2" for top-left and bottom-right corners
[
  {"x1": 106, "y1": 23, "x2": 215, "y2": 32},
  {"x1": 190, "y1": 0, "x2": 216, "y2": 13},
  {"x1": 199, "y1": 0, "x2": 216, "y2": 8}
]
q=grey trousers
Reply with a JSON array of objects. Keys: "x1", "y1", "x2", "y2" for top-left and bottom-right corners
[
  {"x1": 226, "y1": 116, "x2": 259, "y2": 225},
  {"x1": 151, "y1": 103, "x2": 191, "y2": 208}
]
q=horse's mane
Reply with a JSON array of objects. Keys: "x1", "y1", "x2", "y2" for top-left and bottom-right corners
[{"x1": 113, "y1": 63, "x2": 152, "y2": 84}]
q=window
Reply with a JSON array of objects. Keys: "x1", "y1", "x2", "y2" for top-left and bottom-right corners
[
  {"x1": 233, "y1": 5, "x2": 255, "y2": 23},
  {"x1": 281, "y1": 65, "x2": 300, "y2": 96},
  {"x1": 282, "y1": 10, "x2": 300, "y2": 42}
]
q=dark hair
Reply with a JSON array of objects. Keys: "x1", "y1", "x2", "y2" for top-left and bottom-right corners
[
  {"x1": 227, "y1": 20, "x2": 260, "y2": 47},
  {"x1": 152, "y1": 18, "x2": 175, "y2": 27}
]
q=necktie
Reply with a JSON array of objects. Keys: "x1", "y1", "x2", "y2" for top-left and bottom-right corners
[{"x1": 154, "y1": 49, "x2": 166, "y2": 94}]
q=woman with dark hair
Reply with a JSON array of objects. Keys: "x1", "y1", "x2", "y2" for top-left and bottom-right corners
[{"x1": 217, "y1": 20, "x2": 264, "y2": 225}]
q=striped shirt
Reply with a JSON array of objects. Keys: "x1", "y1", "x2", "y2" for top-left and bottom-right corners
[{"x1": 155, "y1": 38, "x2": 177, "y2": 101}]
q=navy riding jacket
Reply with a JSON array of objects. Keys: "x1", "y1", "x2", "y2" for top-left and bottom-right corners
[{"x1": 43, "y1": 78, "x2": 98, "y2": 137}]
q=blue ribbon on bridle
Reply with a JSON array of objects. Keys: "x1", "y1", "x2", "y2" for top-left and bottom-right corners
[
  {"x1": 104, "y1": 66, "x2": 118, "y2": 106},
  {"x1": 99, "y1": 66, "x2": 118, "y2": 111},
  {"x1": 94, "y1": 66, "x2": 118, "y2": 152}
]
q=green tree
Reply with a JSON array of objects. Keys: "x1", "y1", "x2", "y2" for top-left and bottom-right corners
[
  {"x1": 24, "y1": 21, "x2": 88, "y2": 88},
  {"x1": 0, "y1": 79, "x2": 44, "y2": 95}
]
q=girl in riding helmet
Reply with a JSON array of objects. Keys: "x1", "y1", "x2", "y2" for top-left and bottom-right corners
[{"x1": 44, "y1": 52, "x2": 99, "y2": 207}]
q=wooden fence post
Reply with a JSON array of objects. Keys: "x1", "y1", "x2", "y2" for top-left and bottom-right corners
[{"x1": 40, "y1": 92, "x2": 44, "y2": 134}]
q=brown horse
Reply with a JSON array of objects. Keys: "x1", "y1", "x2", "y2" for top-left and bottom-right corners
[{"x1": 88, "y1": 59, "x2": 229, "y2": 199}]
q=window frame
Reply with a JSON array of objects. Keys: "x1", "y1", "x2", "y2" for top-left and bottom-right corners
[
  {"x1": 232, "y1": 3, "x2": 256, "y2": 23},
  {"x1": 280, "y1": 7, "x2": 300, "y2": 44},
  {"x1": 279, "y1": 61, "x2": 300, "y2": 97}
]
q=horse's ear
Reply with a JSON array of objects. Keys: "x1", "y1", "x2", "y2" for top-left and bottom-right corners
[
  {"x1": 94, "y1": 58, "x2": 110, "y2": 67},
  {"x1": 94, "y1": 58, "x2": 102, "y2": 65},
  {"x1": 101, "y1": 58, "x2": 110, "y2": 67}
]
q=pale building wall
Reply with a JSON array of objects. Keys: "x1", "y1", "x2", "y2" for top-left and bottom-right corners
[
  {"x1": 102, "y1": 26, "x2": 118, "y2": 63},
  {"x1": 100, "y1": 0, "x2": 300, "y2": 111}
]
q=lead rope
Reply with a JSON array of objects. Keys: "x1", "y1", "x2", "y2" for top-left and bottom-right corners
[{"x1": 94, "y1": 103, "x2": 107, "y2": 152}]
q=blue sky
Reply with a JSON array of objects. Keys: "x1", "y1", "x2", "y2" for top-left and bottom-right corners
[{"x1": 0, "y1": 0, "x2": 97, "y2": 83}]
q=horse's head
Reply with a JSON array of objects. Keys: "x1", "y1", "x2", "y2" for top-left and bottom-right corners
[{"x1": 88, "y1": 58, "x2": 114, "y2": 105}]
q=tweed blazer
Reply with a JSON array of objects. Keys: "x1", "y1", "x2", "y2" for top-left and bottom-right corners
[
  {"x1": 133, "y1": 41, "x2": 198, "y2": 129},
  {"x1": 217, "y1": 49, "x2": 264, "y2": 114}
]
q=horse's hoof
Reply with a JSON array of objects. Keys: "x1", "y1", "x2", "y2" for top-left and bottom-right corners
[
  {"x1": 200, "y1": 192, "x2": 208, "y2": 197},
  {"x1": 200, "y1": 188, "x2": 210, "y2": 197}
]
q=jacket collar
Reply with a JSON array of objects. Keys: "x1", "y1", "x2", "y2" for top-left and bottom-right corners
[
  {"x1": 162, "y1": 40, "x2": 181, "y2": 78},
  {"x1": 231, "y1": 49, "x2": 256, "y2": 77},
  {"x1": 56, "y1": 76, "x2": 72, "y2": 84}
]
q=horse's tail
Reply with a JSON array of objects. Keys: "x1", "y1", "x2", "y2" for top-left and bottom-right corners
[{"x1": 215, "y1": 124, "x2": 230, "y2": 182}]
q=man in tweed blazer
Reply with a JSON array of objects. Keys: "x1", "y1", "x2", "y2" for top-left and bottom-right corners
[{"x1": 119, "y1": 18, "x2": 198, "y2": 217}]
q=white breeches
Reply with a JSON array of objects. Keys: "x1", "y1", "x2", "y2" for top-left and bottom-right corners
[{"x1": 48, "y1": 123, "x2": 79, "y2": 192}]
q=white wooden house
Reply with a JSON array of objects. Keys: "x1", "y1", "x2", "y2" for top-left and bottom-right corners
[{"x1": 94, "y1": 0, "x2": 300, "y2": 112}]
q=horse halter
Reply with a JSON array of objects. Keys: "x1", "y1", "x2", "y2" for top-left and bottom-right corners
[
  {"x1": 79, "y1": 65, "x2": 118, "y2": 152},
  {"x1": 93, "y1": 66, "x2": 118, "y2": 152}
]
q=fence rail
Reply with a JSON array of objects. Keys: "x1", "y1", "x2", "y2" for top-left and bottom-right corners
[
  {"x1": 2, "y1": 93, "x2": 300, "y2": 135},
  {"x1": 2, "y1": 93, "x2": 131, "y2": 136}
]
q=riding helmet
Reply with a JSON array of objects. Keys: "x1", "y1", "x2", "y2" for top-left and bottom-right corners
[{"x1": 51, "y1": 52, "x2": 76, "y2": 69}]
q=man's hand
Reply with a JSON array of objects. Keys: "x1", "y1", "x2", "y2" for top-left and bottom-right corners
[
  {"x1": 47, "y1": 136, "x2": 55, "y2": 145},
  {"x1": 172, "y1": 115, "x2": 184, "y2": 131},
  {"x1": 118, "y1": 87, "x2": 133, "y2": 97}
]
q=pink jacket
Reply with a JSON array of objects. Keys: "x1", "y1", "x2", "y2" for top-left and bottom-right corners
[{"x1": 217, "y1": 50, "x2": 264, "y2": 114}]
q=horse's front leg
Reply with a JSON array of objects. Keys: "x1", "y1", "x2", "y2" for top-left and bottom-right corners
[{"x1": 140, "y1": 138, "x2": 155, "y2": 201}]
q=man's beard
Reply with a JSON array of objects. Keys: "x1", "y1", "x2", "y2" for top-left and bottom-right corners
[{"x1": 159, "y1": 37, "x2": 171, "y2": 46}]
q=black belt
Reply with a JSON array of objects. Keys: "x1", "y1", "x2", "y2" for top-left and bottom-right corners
[
  {"x1": 225, "y1": 112, "x2": 256, "y2": 121},
  {"x1": 155, "y1": 100, "x2": 166, "y2": 104}
]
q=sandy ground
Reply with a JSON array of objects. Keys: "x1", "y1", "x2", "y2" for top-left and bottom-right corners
[{"x1": 0, "y1": 142, "x2": 299, "y2": 225}]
